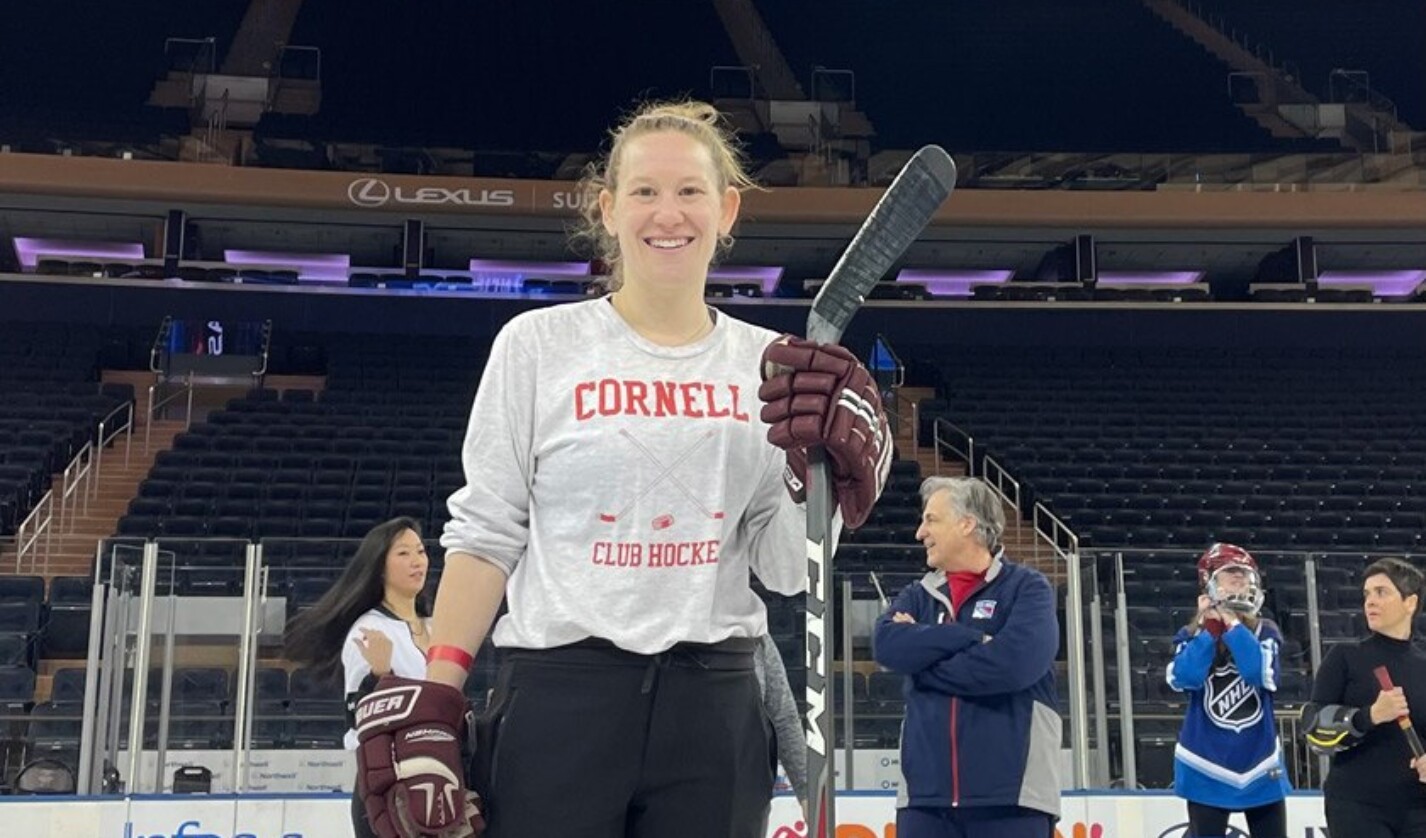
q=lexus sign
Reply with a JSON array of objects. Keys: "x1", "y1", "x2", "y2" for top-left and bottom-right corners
[{"x1": 346, "y1": 177, "x2": 516, "y2": 209}]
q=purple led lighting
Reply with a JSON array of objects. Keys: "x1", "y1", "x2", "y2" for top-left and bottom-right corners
[
  {"x1": 895, "y1": 268, "x2": 1013, "y2": 298},
  {"x1": 225, "y1": 250, "x2": 350, "y2": 280},
  {"x1": 13, "y1": 237, "x2": 145, "y2": 269},
  {"x1": 1318, "y1": 270, "x2": 1426, "y2": 298},
  {"x1": 467, "y1": 259, "x2": 591, "y2": 277},
  {"x1": 709, "y1": 265, "x2": 784, "y2": 296},
  {"x1": 1096, "y1": 271, "x2": 1204, "y2": 286}
]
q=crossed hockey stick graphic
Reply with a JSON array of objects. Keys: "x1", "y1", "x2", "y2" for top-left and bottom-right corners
[{"x1": 597, "y1": 429, "x2": 725, "y2": 524}]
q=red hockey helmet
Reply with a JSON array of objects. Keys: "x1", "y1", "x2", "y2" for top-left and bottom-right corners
[{"x1": 1197, "y1": 542, "x2": 1264, "y2": 615}]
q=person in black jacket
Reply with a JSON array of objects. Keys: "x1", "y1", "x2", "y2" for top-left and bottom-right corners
[
  {"x1": 1303, "y1": 557, "x2": 1426, "y2": 837},
  {"x1": 873, "y1": 476, "x2": 1060, "y2": 838}
]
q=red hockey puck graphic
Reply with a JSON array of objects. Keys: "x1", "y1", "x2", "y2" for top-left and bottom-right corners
[{"x1": 651, "y1": 513, "x2": 675, "y2": 530}]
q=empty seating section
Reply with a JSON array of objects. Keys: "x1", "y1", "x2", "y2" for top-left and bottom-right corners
[
  {"x1": 117, "y1": 338, "x2": 485, "y2": 546},
  {"x1": 0, "y1": 325, "x2": 131, "y2": 535},
  {"x1": 0, "y1": 574, "x2": 81, "y2": 763},
  {"x1": 918, "y1": 347, "x2": 1426, "y2": 553}
]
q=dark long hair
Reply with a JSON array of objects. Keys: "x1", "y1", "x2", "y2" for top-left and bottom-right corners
[{"x1": 285, "y1": 517, "x2": 432, "y2": 683}]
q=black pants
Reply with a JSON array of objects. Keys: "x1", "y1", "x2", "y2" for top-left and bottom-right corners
[
  {"x1": 475, "y1": 638, "x2": 774, "y2": 838},
  {"x1": 897, "y1": 805, "x2": 1055, "y2": 838},
  {"x1": 1186, "y1": 800, "x2": 1286, "y2": 837},
  {"x1": 1326, "y1": 797, "x2": 1426, "y2": 838}
]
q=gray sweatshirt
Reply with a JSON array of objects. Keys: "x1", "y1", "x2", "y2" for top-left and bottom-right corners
[
  {"x1": 441, "y1": 298, "x2": 808, "y2": 654},
  {"x1": 756, "y1": 633, "x2": 809, "y2": 802}
]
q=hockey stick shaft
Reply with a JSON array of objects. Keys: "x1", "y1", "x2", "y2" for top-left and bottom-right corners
[
  {"x1": 1374, "y1": 666, "x2": 1425, "y2": 759},
  {"x1": 802, "y1": 145, "x2": 957, "y2": 838}
]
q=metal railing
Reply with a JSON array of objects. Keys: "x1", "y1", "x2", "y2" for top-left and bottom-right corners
[
  {"x1": 1033, "y1": 501, "x2": 1090, "y2": 788},
  {"x1": 931, "y1": 417, "x2": 974, "y2": 476},
  {"x1": 145, "y1": 373, "x2": 195, "y2": 454},
  {"x1": 1328, "y1": 69, "x2": 1399, "y2": 121},
  {"x1": 163, "y1": 37, "x2": 216, "y2": 75},
  {"x1": 906, "y1": 396, "x2": 921, "y2": 460},
  {"x1": 870, "y1": 334, "x2": 907, "y2": 443},
  {"x1": 14, "y1": 490, "x2": 54, "y2": 572},
  {"x1": 979, "y1": 455, "x2": 1021, "y2": 513},
  {"x1": 94, "y1": 400, "x2": 135, "y2": 499},
  {"x1": 1111, "y1": 551, "x2": 1137, "y2": 788},
  {"x1": 149, "y1": 316, "x2": 174, "y2": 373},
  {"x1": 980, "y1": 454, "x2": 1024, "y2": 540},
  {"x1": 60, "y1": 441, "x2": 93, "y2": 532},
  {"x1": 252, "y1": 320, "x2": 275, "y2": 385},
  {"x1": 72, "y1": 533, "x2": 1369, "y2": 795}
]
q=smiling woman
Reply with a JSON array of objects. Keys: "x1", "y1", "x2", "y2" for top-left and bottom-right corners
[
  {"x1": 575, "y1": 100, "x2": 756, "y2": 295},
  {"x1": 341, "y1": 98, "x2": 890, "y2": 838}
]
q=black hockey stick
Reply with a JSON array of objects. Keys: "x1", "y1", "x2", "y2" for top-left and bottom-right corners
[{"x1": 801, "y1": 145, "x2": 956, "y2": 838}]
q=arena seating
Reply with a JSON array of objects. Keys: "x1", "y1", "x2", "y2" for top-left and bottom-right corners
[
  {"x1": 916, "y1": 346, "x2": 1426, "y2": 553},
  {"x1": 0, "y1": 325, "x2": 132, "y2": 535},
  {"x1": 115, "y1": 337, "x2": 482, "y2": 546}
]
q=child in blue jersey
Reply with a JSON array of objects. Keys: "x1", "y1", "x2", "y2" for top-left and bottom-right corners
[{"x1": 1166, "y1": 543, "x2": 1290, "y2": 838}]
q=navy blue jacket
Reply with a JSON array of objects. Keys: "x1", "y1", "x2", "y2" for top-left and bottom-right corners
[{"x1": 873, "y1": 554, "x2": 1061, "y2": 816}]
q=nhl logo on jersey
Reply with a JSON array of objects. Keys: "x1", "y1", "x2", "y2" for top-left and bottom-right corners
[
  {"x1": 971, "y1": 600, "x2": 996, "y2": 619},
  {"x1": 1203, "y1": 663, "x2": 1262, "y2": 732}
]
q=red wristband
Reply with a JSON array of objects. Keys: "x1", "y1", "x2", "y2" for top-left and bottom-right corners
[{"x1": 426, "y1": 644, "x2": 475, "y2": 671}]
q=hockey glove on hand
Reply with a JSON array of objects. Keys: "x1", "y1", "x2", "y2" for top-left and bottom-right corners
[
  {"x1": 355, "y1": 676, "x2": 485, "y2": 838},
  {"x1": 758, "y1": 335, "x2": 892, "y2": 529}
]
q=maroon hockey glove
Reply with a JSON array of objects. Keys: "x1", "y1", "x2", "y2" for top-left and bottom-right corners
[
  {"x1": 758, "y1": 335, "x2": 892, "y2": 529},
  {"x1": 1201, "y1": 615, "x2": 1228, "y2": 639},
  {"x1": 355, "y1": 676, "x2": 484, "y2": 838}
]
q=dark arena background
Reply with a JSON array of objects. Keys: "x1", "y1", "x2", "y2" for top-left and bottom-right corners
[{"x1": 0, "y1": 0, "x2": 1424, "y2": 834}]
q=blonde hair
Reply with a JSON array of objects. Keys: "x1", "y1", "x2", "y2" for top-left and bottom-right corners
[{"x1": 574, "y1": 100, "x2": 758, "y2": 291}]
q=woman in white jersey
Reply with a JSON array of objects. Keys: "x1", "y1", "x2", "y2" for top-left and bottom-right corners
[
  {"x1": 351, "y1": 100, "x2": 890, "y2": 838},
  {"x1": 285, "y1": 516, "x2": 432, "y2": 838}
]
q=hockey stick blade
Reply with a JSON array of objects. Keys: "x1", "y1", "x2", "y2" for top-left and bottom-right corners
[{"x1": 807, "y1": 145, "x2": 957, "y2": 345}]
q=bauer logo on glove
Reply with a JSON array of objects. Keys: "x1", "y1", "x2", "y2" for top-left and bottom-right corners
[
  {"x1": 355, "y1": 676, "x2": 485, "y2": 838},
  {"x1": 356, "y1": 684, "x2": 421, "y2": 732}
]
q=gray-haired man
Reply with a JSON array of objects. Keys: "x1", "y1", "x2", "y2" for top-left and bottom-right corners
[{"x1": 873, "y1": 477, "x2": 1061, "y2": 838}]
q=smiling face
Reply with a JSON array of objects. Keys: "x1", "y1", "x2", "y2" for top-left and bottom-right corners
[
  {"x1": 915, "y1": 488, "x2": 983, "y2": 573},
  {"x1": 382, "y1": 528, "x2": 428, "y2": 601},
  {"x1": 598, "y1": 129, "x2": 741, "y2": 292}
]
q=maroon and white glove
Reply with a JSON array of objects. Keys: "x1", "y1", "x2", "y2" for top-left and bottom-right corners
[
  {"x1": 355, "y1": 676, "x2": 485, "y2": 838},
  {"x1": 758, "y1": 335, "x2": 892, "y2": 529}
]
